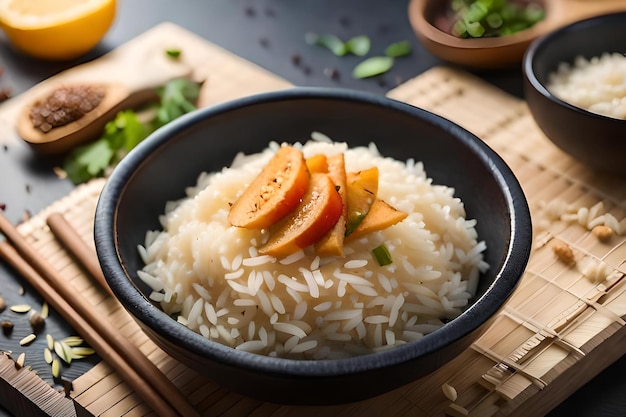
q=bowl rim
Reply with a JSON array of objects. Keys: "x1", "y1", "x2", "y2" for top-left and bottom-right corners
[
  {"x1": 523, "y1": 11, "x2": 626, "y2": 125},
  {"x1": 95, "y1": 86, "x2": 532, "y2": 377}
]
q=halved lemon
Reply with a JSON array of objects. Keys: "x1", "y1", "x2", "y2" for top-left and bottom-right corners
[{"x1": 0, "y1": 0, "x2": 116, "y2": 60}]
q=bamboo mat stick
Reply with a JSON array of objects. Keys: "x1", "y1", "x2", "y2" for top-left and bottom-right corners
[
  {"x1": 0, "y1": 241, "x2": 180, "y2": 417},
  {"x1": 46, "y1": 212, "x2": 113, "y2": 296},
  {"x1": 0, "y1": 212, "x2": 200, "y2": 417}
]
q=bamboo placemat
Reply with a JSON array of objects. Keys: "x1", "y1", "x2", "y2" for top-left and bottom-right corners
[{"x1": 2, "y1": 44, "x2": 625, "y2": 417}]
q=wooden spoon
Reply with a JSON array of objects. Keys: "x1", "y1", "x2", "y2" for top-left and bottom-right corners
[
  {"x1": 16, "y1": 83, "x2": 159, "y2": 156},
  {"x1": 408, "y1": 0, "x2": 626, "y2": 69}
]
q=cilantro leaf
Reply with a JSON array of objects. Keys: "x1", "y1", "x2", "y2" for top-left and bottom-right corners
[{"x1": 63, "y1": 78, "x2": 200, "y2": 184}]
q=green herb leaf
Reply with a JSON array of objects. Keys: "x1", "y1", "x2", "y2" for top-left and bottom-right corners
[
  {"x1": 63, "y1": 79, "x2": 200, "y2": 184},
  {"x1": 372, "y1": 243, "x2": 393, "y2": 266},
  {"x1": 352, "y1": 56, "x2": 394, "y2": 79},
  {"x1": 317, "y1": 34, "x2": 348, "y2": 56},
  {"x1": 165, "y1": 48, "x2": 182, "y2": 59},
  {"x1": 385, "y1": 40, "x2": 412, "y2": 58},
  {"x1": 345, "y1": 35, "x2": 371, "y2": 56}
]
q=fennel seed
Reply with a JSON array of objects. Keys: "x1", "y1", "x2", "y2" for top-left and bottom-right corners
[
  {"x1": 10, "y1": 304, "x2": 31, "y2": 314},
  {"x1": 19, "y1": 333, "x2": 36, "y2": 346},
  {"x1": 15, "y1": 352, "x2": 25, "y2": 369}
]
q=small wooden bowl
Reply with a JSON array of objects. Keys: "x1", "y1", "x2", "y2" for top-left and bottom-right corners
[{"x1": 408, "y1": 0, "x2": 626, "y2": 69}]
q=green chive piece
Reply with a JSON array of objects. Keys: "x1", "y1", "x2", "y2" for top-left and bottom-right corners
[
  {"x1": 308, "y1": 33, "x2": 348, "y2": 56},
  {"x1": 165, "y1": 48, "x2": 182, "y2": 59},
  {"x1": 372, "y1": 243, "x2": 393, "y2": 266},
  {"x1": 345, "y1": 35, "x2": 371, "y2": 56},
  {"x1": 385, "y1": 40, "x2": 412, "y2": 58},
  {"x1": 352, "y1": 56, "x2": 394, "y2": 79}
]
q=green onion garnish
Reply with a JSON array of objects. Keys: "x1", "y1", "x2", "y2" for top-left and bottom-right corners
[{"x1": 372, "y1": 243, "x2": 393, "y2": 266}]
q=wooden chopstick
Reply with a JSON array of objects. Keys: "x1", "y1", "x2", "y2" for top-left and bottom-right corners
[
  {"x1": 0, "y1": 241, "x2": 182, "y2": 417},
  {"x1": 0, "y1": 212, "x2": 200, "y2": 417},
  {"x1": 46, "y1": 212, "x2": 113, "y2": 296}
]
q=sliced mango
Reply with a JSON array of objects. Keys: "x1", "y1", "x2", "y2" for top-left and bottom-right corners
[
  {"x1": 345, "y1": 198, "x2": 408, "y2": 242},
  {"x1": 305, "y1": 153, "x2": 328, "y2": 173},
  {"x1": 259, "y1": 173, "x2": 343, "y2": 257},
  {"x1": 345, "y1": 167, "x2": 378, "y2": 237},
  {"x1": 228, "y1": 146, "x2": 309, "y2": 229},
  {"x1": 315, "y1": 153, "x2": 348, "y2": 257}
]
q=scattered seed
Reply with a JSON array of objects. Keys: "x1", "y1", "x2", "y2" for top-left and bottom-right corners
[
  {"x1": 0, "y1": 296, "x2": 5, "y2": 312},
  {"x1": 447, "y1": 403, "x2": 469, "y2": 416},
  {"x1": 18, "y1": 286, "x2": 24, "y2": 296},
  {"x1": 592, "y1": 225, "x2": 614, "y2": 242},
  {"x1": 1, "y1": 320, "x2": 13, "y2": 335},
  {"x1": 290, "y1": 53, "x2": 302, "y2": 66},
  {"x1": 0, "y1": 320, "x2": 13, "y2": 336},
  {"x1": 25, "y1": 184, "x2": 31, "y2": 194},
  {"x1": 15, "y1": 352, "x2": 25, "y2": 369},
  {"x1": 40, "y1": 302, "x2": 49, "y2": 319},
  {"x1": 442, "y1": 382, "x2": 458, "y2": 401},
  {"x1": 51, "y1": 358, "x2": 61, "y2": 378},
  {"x1": 550, "y1": 238, "x2": 575, "y2": 265},
  {"x1": 323, "y1": 67, "x2": 340, "y2": 80},
  {"x1": 0, "y1": 202, "x2": 5, "y2": 210},
  {"x1": 29, "y1": 311, "x2": 45, "y2": 333},
  {"x1": 62, "y1": 336, "x2": 84, "y2": 347},
  {"x1": 19, "y1": 333, "x2": 36, "y2": 346},
  {"x1": 244, "y1": 5, "x2": 256, "y2": 17},
  {"x1": 44, "y1": 348, "x2": 53, "y2": 364},
  {"x1": 71, "y1": 347, "x2": 96, "y2": 358},
  {"x1": 46, "y1": 334, "x2": 54, "y2": 350},
  {"x1": 10, "y1": 304, "x2": 31, "y2": 314},
  {"x1": 55, "y1": 340, "x2": 73, "y2": 364}
]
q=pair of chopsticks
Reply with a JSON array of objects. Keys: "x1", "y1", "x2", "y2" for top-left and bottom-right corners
[{"x1": 0, "y1": 211, "x2": 200, "y2": 417}]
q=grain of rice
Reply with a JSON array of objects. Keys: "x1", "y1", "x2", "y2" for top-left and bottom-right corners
[
  {"x1": 312, "y1": 269, "x2": 325, "y2": 287},
  {"x1": 364, "y1": 315, "x2": 389, "y2": 324},
  {"x1": 293, "y1": 301, "x2": 308, "y2": 320},
  {"x1": 269, "y1": 294, "x2": 286, "y2": 314},
  {"x1": 300, "y1": 267, "x2": 320, "y2": 298},
  {"x1": 333, "y1": 269, "x2": 374, "y2": 287},
  {"x1": 274, "y1": 322, "x2": 308, "y2": 339},
  {"x1": 385, "y1": 329, "x2": 396, "y2": 345},
  {"x1": 243, "y1": 255, "x2": 273, "y2": 267},
  {"x1": 224, "y1": 269, "x2": 244, "y2": 280},
  {"x1": 277, "y1": 274, "x2": 310, "y2": 292},
  {"x1": 231, "y1": 253, "x2": 243, "y2": 270},
  {"x1": 205, "y1": 302, "x2": 218, "y2": 325},
  {"x1": 389, "y1": 293, "x2": 404, "y2": 327},
  {"x1": 310, "y1": 256, "x2": 320, "y2": 270},
  {"x1": 279, "y1": 250, "x2": 305, "y2": 265},
  {"x1": 233, "y1": 298, "x2": 257, "y2": 307},
  {"x1": 199, "y1": 324, "x2": 210, "y2": 338},
  {"x1": 236, "y1": 340, "x2": 267, "y2": 352},
  {"x1": 344, "y1": 259, "x2": 368, "y2": 269},
  {"x1": 351, "y1": 284, "x2": 378, "y2": 297},
  {"x1": 262, "y1": 270, "x2": 275, "y2": 290},
  {"x1": 314, "y1": 301, "x2": 333, "y2": 312},
  {"x1": 291, "y1": 340, "x2": 318, "y2": 353}
]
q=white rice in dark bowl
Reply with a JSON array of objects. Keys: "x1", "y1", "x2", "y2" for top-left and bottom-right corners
[{"x1": 136, "y1": 135, "x2": 489, "y2": 359}]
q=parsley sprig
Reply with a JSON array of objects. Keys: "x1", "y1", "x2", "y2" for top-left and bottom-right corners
[{"x1": 63, "y1": 78, "x2": 200, "y2": 184}]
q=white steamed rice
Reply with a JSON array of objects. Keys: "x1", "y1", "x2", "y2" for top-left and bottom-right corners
[
  {"x1": 547, "y1": 52, "x2": 626, "y2": 120},
  {"x1": 137, "y1": 137, "x2": 489, "y2": 359}
]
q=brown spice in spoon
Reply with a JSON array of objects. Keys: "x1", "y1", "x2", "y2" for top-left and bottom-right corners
[{"x1": 29, "y1": 85, "x2": 106, "y2": 133}]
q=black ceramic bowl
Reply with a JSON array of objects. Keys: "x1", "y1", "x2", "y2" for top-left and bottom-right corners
[
  {"x1": 95, "y1": 88, "x2": 532, "y2": 405},
  {"x1": 523, "y1": 12, "x2": 626, "y2": 176}
]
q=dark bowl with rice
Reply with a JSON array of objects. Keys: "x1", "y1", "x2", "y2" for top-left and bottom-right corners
[
  {"x1": 94, "y1": 87, "x2": 532, "y2": 405},
  {"x1": 523, "y1": 12, "x2": 626, "y2": 176}
]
